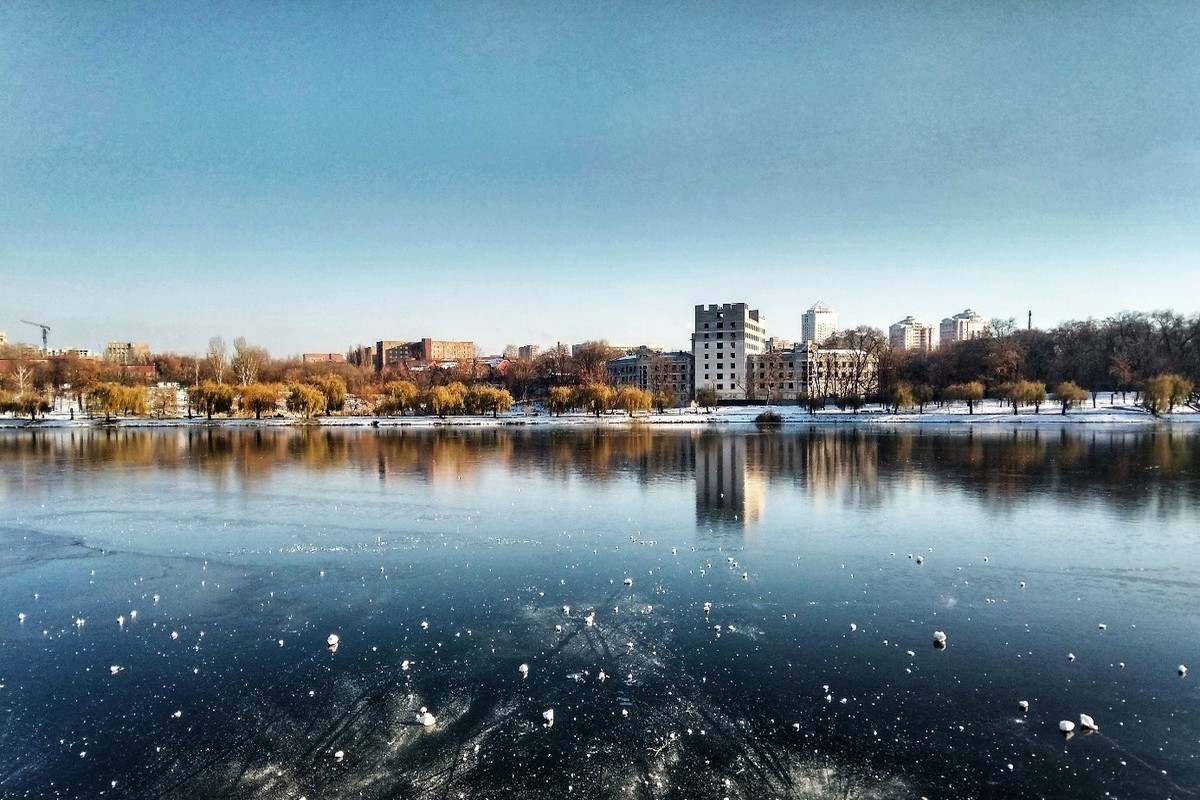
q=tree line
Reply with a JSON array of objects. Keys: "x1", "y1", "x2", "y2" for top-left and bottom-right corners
[{"x1": 3, "y1": 311, "x2": 1199, "y2": 419}]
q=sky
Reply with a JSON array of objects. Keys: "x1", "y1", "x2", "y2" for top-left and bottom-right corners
[{"x1": 2, "y1": 1, "x2": 1198, "y2": 356}]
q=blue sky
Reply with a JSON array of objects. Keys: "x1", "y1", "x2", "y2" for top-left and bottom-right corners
[{"x1": 2, "y1": 2, "x2": 1198, "y2": 356}]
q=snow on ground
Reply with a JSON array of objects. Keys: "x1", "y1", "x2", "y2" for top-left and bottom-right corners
[{"x1": 1, "y1": 395, "x2": 1196, "y2": 429}]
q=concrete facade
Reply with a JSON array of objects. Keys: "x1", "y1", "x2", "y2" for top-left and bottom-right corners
[
  {"x1": 104, "y1": 341, "x2": 151, "y2": 364},
  {"x1": 518, "y1": 344, "x2": 539, "y2": 361},
  {"x1": 302, "y1": 353, "x2": 347, "y2": 363},
  {"x1": 369, "y1": 339, "x2": 475, "y2": 371},
  {"x1": 692, "y1": 303, "x2": 767, "y2": 401},
  {"x1": 746, "y1": 344, "x2": 880, "y2": 401},
  {"x1": 889, "y1": 316, "x2": 936, "y2": 352},
  {"x1": 605, "y1": 348, "x2": 695, "y2": 403},
  {"x1": 939, "y1": 309, "x2": 987, "y2": 344},
  {"x1": 801, "y1": 302, "x2": 839, "y2": 344}
]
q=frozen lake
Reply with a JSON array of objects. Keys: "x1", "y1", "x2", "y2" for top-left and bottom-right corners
[{"x1": 1, "y1": 426, "x2": 1198, "y2": 799}]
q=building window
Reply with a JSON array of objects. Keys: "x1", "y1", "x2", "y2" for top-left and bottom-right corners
[
  {"x1": 704, "y1": 323, "x2": 710, "y2": 329},
  {"x1": 704, "y1": 343, "x2": 709, "y2": 349},
  {"x1": 717, "y1": 373, "x2": 723, "y2": 379},
  {"x1": 717, "y1": 383, "x2": 724, "y2": 389},
  {"x1": 716, "y1": 342, "x2": 723, "y2": 349},
  {"x1": 717, "y1": 322, "x2": 724, "y2": 329},
  {"x1": 704, "y1": 373, "x2": 709, "y2": 379}
]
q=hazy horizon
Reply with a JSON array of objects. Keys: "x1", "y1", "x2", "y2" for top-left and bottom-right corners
[{"x1": 4, "y1": 2, "x2": 1198, "y2": 356}]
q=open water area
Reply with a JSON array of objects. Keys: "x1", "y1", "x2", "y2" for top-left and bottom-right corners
[{"x1": 0, "y1": 425, "x2": 1197, "y2": 800}]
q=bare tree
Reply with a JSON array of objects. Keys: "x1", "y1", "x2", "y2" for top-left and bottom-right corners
[
  {"x1": 231, "y1": 337, "x2": 269, "y2": 386},
  {"x1": 206, "y1": 337, "x2": 229, "y2": 384}
]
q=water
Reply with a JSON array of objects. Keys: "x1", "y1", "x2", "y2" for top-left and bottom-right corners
[{"x1": 1, "y1": 426, "x2": 1198, "y2": 799}]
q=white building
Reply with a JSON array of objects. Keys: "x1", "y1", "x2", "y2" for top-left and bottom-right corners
[
  {"x1": 889, "y1": 316, "x2": 936, "y2": 352},
  {"x1": 747, "y1": 343, "x2": 880, "y2": 401},
  {"x1": 939, "y1": 309, "x2": 987, "y2": 344},
  {"x1": 801, "y1": 302, "x2": 839, "y2": 344},
  {"x1": 692, "y1": 303, "x2": 766, "y2": 401}
]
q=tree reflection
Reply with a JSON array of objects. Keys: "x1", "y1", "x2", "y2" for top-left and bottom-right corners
[{"x1": 1, "y1": 426, "x2": 1197, "y2": 521}]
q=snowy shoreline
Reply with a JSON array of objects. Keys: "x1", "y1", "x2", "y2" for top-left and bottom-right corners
[{"x1": 1, "y1": 398, "x2": 1195, "y2": 431}]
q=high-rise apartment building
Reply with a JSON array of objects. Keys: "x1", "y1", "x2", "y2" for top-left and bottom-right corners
[
  {"x1": 517, "y1": 345, "x2": 539, "y2": 361},
  {"x1": 801, "y1": 302, "x2": 839, "y2": 344},
  {"x1": 939, "y1": 309, "x2": 987, "y2": 344},
  {"x1": 692, "y1": 303, "x2": 766, "y2": 401},
  {"x1": 889, "y1": 316, "x2": 935, "y2": 352}
]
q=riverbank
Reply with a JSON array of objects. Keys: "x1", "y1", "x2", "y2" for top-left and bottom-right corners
[{"x1": 1, "y1": 397, "x2": 1195, "y2": 429}]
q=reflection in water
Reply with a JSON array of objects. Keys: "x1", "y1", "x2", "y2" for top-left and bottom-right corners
[
  {"x1": 2, "y1": 425, "x2": 1200, "y2": 800},
  {"x1": 2, "y1": 425, "x2": 1198, "y2": 520},
  {"x1": 695, "y1": 434, "x2": 765, "y2": 528}
]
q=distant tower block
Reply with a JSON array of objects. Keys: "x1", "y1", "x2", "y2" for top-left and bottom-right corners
[
  {"x1": 801, "y1": 302, "x2": 839, "y2": 344},
  {"x1": 939, "y1": 309, "x2": 987, "y2": 344},
  {"x1": 889, "y1": 316, "x2": 935, "y2": 352}
]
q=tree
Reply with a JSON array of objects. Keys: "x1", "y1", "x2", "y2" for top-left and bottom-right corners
[
  {"x1": 884, "y1": 382, "x2": 914, "y2": 413},
  {"x1": 998, "y1": 380, "x2": 1046, "y2": 415},
  {"x1": 696, "y1": 385, "x2": 718, "y2": 412},
  {"x1": 576, "y1": 383, "x2": 615, "y2": 417},
  {"x1": 378, "y1": 380, "x2": 419, "y2": 416},
  {"x1": 944, "y1": 381, "x2": 984, "y2": 414},
  {"x1": 308, "y1": 374, "x2": 347, "y2": 416},
  {"x1": 239, "y1": 383, "x2": 283, "y2": 420},
  {"x1": 652, "y1": 386, "x2": 676, "y2": 413},
  {"x1": 987, "y1": 317, "x2": 1018, "y2": 339},
  {"x1": 504, "y1": 357, "x2": 538, "y2": 402},
  {"x1": 1023, "y1": 380, "x2": 1047, "y2": 414},
  {"x1": 1052, "y1": 382, "x2": 1088, "y2": 416},
  {"x1": 231, "y1": 338, "x2": 269, "y2": 386},
  {"x1": 466, "y1": 384, "x2": 513, "y2": 417},
  {"x1": 87, "y1": 384, "x2": 122, "y2": 421},
  {"x1": 423, "y1": 385, "x2": 459, "y2": 418},
  {"x1": 190, "y1": 381, "x2": 236, "y2": 420},
  {"x1": 912, "y1": 384, "x2": 934, "y2": 413},
  {"x1": 1143, "y1": 373, "x2": 1193, "y2": 415},
  {"x1": 615, "y1": 386, "x2": 652, "y2": 417},
  {"x1": 798, "y1": 392, "x2": 823, "y2": 415},
  {"x1": 15, "y1": 393, "x2": 51, "y2": 421},
  {"x1": 547, "y1": 386, "x2": 574, "y2": 416},
  {"x1": 571, "y1": 341, "x2": 620, "y2": 385},
  {"x1": 119, "y1": 385, "x2": 148, "y2": 416},
  {"x1": 149, "y1": 386, "x2": 179, "y2": 419},
  {"x1": 1108, "y1": 356, "x2": 1134, "y2": 403},
  {"x1": 985, "y1": 343, "x2": 1023, "y2": 386},
  {"x1": 206, "y1": 337, "x2": 229, "y2": 384},
  {"x1": 14, "y1": 364, "x2": 32, "y2": 396},
  {"x1": 287, "y1": 383, "x2": 325, "y2": 419},
  {"x1": 821, "y1": 326, "x2": 888, "y2": 397},
  {"x1": 488, "y1": 387, "x2": 514, "y2": 417}
]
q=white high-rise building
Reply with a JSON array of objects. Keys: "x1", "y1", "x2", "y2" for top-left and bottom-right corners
[
  {"x1": 939, "y1": 309, "x2": 986, "y2": 344},
  {"x1": 889, "y1": 316, "x2": 936, "y2": 352},
  {"x1": 692, "y1": 303, "x2": 767, "y2": 401},
  {"x1": 801, "y1": 302, "x2": 839, "y2": 344}
]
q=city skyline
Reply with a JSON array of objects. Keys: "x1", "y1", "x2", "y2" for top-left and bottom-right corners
[{"x1": 4, "y1": 3, "x2": 1199, "y2": 356}]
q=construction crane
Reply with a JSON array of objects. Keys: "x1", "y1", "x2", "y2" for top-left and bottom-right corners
[{"x1": 20, "y1": 319, "x2": 50, "y2": 352}]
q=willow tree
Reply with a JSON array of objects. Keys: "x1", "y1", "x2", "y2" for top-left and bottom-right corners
[
  {"x1": 287, "y1": 383, "x2": 324, "y2": 419},
  {"x1": 615, "y1": 386, "x2": 652, "y2": 417},
  {"x1": 1052, "y1": 382, "x2": 1088, "y2": 416}
]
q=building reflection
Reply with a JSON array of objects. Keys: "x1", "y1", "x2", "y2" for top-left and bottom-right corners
[
  {"x1": 695, "y1": 433, "x2": 765, "y2": 528},
  {"x1": 2, "y1": 425, "x2": 1198, "y2": 521}
]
